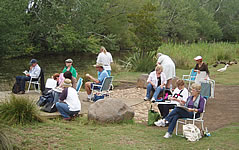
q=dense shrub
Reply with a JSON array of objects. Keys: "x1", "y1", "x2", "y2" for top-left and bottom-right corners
[
  {"x1": 0, "y1": 130, "x2": 13, "y2": 150},
  {"x1": 0, "y1": 95, "x2": 43, "y2": 125}
]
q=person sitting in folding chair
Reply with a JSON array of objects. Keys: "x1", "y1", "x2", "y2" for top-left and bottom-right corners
[
  {"x1": 156, "y1": 83, "x2": 205, "y2": 138},
  {"x1": 15, "y1": 59, "x2": 41, "y2": 94},
  {"x1": 85, "y1": 63, "x2": 109, "y2": 100}
]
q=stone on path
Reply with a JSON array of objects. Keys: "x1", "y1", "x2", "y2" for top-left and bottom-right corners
[
  {"x1": 88, "y1": 98, "x2": 134, "y2": 123},
  {"x1": 136, "y1": 74, "x2": 149, "y2": 88}
]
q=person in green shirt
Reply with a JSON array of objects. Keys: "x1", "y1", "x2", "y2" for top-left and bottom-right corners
[{"x1": 62, "y1": 59, "x2": 77, "y2": 78}]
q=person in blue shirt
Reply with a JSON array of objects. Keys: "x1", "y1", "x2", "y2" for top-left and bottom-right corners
[{"x1": 85, "y1": 63, "x2": 109, "y2": 100}]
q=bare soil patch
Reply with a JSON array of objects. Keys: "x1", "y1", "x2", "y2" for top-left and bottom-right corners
[{"x1": 113, "y1": 83, "x2": 239, "y2": 131}]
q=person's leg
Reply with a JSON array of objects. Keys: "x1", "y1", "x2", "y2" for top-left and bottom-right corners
[
  {"x1": 20, "y1": 76, "x2": 31, "y2": 91},
  {"x1": 158, "y1": 104, "x2": 175, "y2": 118},
  {"x1": 56, "y1": 102, "x2": 71, "y2": 118},
  {"x1": 146, "y1": 83, "x2": 153, "y2": 98},
  {"x1": 166, "y1": 79, "x2": 172, "y2": 89},
  {"x1": 85, "y1": 82, "x2": 92, "y2": 95},
  {"x1": 16, "y1": 76, "x2": 22, "y2": 84},
  {"x1": 152, "y1": 86, "x2": 164, "y2": 99}
]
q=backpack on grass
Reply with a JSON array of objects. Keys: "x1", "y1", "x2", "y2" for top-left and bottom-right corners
[{"x1": 12, "y1": 82, "x2": 21, "y2": 94}]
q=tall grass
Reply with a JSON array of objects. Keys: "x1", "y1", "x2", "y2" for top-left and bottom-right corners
[
  {"x1": 0, "y1": 130, "x2": 13, "y2": 150},
  {"x1": 158, "y1": 42, "x2": 239, "y2": 69},
  {"x1": 0, "y1": 95, "x2": 44, "y2": 125}
]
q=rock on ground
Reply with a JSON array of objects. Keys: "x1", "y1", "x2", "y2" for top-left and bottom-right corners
[{"x1": 88, "y1": 98, "x2": 135, "y2": 123}]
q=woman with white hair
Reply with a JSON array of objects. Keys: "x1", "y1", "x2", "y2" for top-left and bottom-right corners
[
  {"x1": 96, "y1": 46, "x2": 113, "y2": 76},
  {"x1": 157, "y1": 53, "x2": 175, "y2": 89}
]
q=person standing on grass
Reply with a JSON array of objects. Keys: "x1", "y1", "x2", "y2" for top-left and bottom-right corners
[
  {"x1": 56, "y1": 79, "x2": 81, "y2": 121},
  {"x1": 194, "y1": 56, "x2": 210, "y2": 80},
  {"x1": 144, "y1": 65, "x2": 167, "y2": 101},
  {"x1": 85, "y1": 63, "x2": 109, "y2": 100},
  {"x1": 15, "y1": 59, "x2": 41, "y2": 94},
  {"x1": 156, "y1": 83, "x2": 205, "y2": 138},
  {"x1": 96, "y1": 46, "x2": 113, "y2": 76},
  {"x1": 157, "y1": 53, "x2": 175, "y2": 90},
  {"x1": 62, "y1": 58, "x2": 77, "y2": 78}
]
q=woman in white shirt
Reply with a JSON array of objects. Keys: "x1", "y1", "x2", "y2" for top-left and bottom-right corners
[
  {"x1": 144, "y1": 65, "x2": 167, "y2": 101},
  {"x1": 155, "y1": 80, "x2": 188, "y2": 125},
  {"x1": 157, "y1": 53, "x2": 176, "y2": 89},
  {"x1": 56, "y1": 79, "x2": 81, "y2": 121},
  {"x1": 96, "y1": 46, "x2": 113, "y2": 76}
]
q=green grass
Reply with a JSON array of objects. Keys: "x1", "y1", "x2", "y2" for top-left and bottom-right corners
[{"x1": 1, "y1": 118, "x2": 239, "y2": 150}]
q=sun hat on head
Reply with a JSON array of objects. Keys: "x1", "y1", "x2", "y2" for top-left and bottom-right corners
[
  {"x1": 30, "y1": 59, "x2": 37, "y2": 64},
  {"x1": 93, "y1": 63, "x2": 104, "y2": 68},
  {"x1": 194, "y1": 56, "x2": 203, "y2": 61},
  {"x1": 62, "y1": 79, "x2": 72, "y2": 88},
  {"x1": 65, "y1": 58, "x2": 73, "y2": 63}
]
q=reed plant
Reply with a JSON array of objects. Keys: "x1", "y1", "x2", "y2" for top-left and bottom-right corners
[
  {"x1": 0, "y1": 130, "x2": 13, "y2": 150},
  {"x1": 158, "y1": 42, "x2": 239, "y2": 69},
  {"x1": 0, "y1": 95, "x2": 44, "y2": 125}
]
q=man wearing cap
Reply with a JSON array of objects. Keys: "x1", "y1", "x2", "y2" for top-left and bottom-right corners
[
  {"x1": 194, "y1": 56, "x2": 210, "y2": 79},
  {"x1": 15, "y1": 59, "x2": 41, "y2": 94},
  {"x1": 62, "y1": 58, "x2": 77, "y2": 78},
  {"x1": 56, "y1": 79, "x2": 81, "y2": 121},
  {"x1": 85, "y1": 63, "x2": 109, "y2": 100}
]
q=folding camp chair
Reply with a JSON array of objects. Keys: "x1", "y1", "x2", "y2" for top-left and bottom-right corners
[
  {"x1": 76, "y1": 77, "x2": 83, "y2": 94},
  {"x1": 176, "y1": 98, "x2": 207, "y2": 136},
  {"x1": 182, "y1": 69, "x2": 197, "y2": 90},
  {"x1": 200, "y1": 79, "x2": 215, "y2": 99},
  {"x1": 27, "y1": 70, "x2": 43, "y2": 93},
  {"x1": 90, "y1": 76, "x2": 113, "y2": 100}
]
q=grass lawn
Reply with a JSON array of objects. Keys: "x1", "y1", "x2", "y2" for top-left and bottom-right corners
[{"x1": 2, "y1": 118, "x2": 239, "y2": 150}]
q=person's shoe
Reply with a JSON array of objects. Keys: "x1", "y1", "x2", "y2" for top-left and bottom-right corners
[
  {"x1": 63, "y1": 117, "x2": 71, "y2": 121},
  {"x1": 144, "y1": 97, "x2": 149, "y2": 101},
  {"x1": 163, "y1": 132, "x2": 172, "y2": 138},
  {"x1": 151, "y1": 97, "x2": 156, "y2": 103},
  {"x1": 19, "y1": 91, "x2": 25, "y2": 94},
  {"x1": 154, "y1": 119, "x2": 165, "y2": 127}
]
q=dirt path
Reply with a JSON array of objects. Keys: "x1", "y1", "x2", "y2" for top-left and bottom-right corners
[{"x1": 113, "y1": 84, "x2": 239, "y2": 131}]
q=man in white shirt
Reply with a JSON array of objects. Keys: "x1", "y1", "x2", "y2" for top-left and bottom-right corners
[
  {"x1": 15, "y1": 59, "x2": 41, "y2": 94},
  {"x1": 96, "y1": 46, "x2": 113, "y2": 76}
]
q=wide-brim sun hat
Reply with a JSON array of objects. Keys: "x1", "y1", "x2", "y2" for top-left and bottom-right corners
[
  {"x1": 194, "y1": 56, "x2": 203, "y2": 61},
  {"x1": 62, "y1": 79, "x2": 72, "y2": 88},
  {"x1": 65, "y1": 58, "x2": 73, "y2": 63},
  {"x1": 93, "y1": 63, "x2": 104, "y2": 67}
]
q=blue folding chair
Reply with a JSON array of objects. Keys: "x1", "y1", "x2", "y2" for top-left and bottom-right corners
[
  {"x1": 76, "y1": 77, "x2": 83, "y2": 94},
  {"x1": 182, "y1": 69, "x2": 197, "y2": 90}
]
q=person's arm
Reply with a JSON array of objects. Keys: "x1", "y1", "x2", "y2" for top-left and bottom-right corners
[
  {"x1": 204, "y1": 63, "x2": 210, "y2": 76},
  {"x1": 59, "y1": 88, "x2": 68, "y2": 102},
  {"x1": 86, "y1": 74, "x2": 100, "y2": 84},
  {"x1": 72, "y1": 67, "x2": 77, "y2": 78},
  {"x1": 160, "y1": 73, "x2": 167, "y2": 88}
]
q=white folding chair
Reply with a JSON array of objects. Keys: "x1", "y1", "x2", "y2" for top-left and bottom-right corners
[
  {"x1": 182, "y1": 69, "x2": 197, "y2": 90},
  {"x1": 91, "y1": 76, "x2": 113, "y2": 99},
  {"x1": 76, "y1": 77, "x2": 83, "y2": 94},
  {"x1": 176, "y1": 98, "x2": 207, "y2": 136},
  {"x1": 27, "y1": 77, "x2": 41, "y2": 93}
]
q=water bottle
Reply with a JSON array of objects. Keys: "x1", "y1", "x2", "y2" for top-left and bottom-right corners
[{"x1": 204, "y1": 127, "x2": 211, "y2": 137}]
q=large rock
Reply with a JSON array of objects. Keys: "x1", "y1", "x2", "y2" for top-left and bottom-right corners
[
  {"x1": 136, "y1": 74, "x2": 149, "y2": 88},
  {"x1": 88, "y1": 98, "x2": 134, "y2": 123}
]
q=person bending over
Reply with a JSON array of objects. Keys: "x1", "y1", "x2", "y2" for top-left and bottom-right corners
[
  {"x1": 85, "y1": 63, "x2": 109, "y2": 100},
  {"x1": 15, "y1": 59, "x2": 41, "y2": 94},
  {"x1": 156, "y1": 83, "x2": 205, "y2": 138},
  {"x1": 56, "y1": 79, "x2": 81, "y2": 121},
  {"x1": 154, "y1": 80, "x2": 188, "y2": 126}
]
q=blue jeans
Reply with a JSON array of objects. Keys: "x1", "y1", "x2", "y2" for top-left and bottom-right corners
[
  {"x1": 152, "y1": 86, "x2": 165, "y2": 99},
  {"x1": 165, "y1": 107, "x2": 195, "y2": 134},
  {"x1": 16, "y1": 76, "x2": 31, "y2": 91},
  {"x1": 56, "y1": 102, "x2": 80, "y2": 118},
  {"x1": 146, "y1": 83, "x2": 155, "y2": 98}
]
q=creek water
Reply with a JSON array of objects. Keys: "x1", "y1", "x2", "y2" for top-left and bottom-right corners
[{"x1": 0, "y1": 52, "x2": 127, "y2": 91}]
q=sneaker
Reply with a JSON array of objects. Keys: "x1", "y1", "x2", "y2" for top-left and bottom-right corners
[
  {"x1": 151, "y1": 97, "x2": 156, "y2": 103},
  {"x1": 154, "y1": 119, "x2": 165, "y2": 127},
  {"x1": 18, "y1": 91, "x2": 25, "y2": 94},
  {"x1": 144, "y1": 97, "x2": 149, "y2": 101},
  {"x1": 63, "y1": 117, "x2": 71, "y2": 121},
  {"x1": 163, "y1": 132, "x2": 172, "y2": 138}
]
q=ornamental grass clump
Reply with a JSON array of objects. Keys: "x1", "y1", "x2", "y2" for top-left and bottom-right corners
[
  {"x1": 0, "y1": 95, "x2": 44, "y2": 125},
  {"x1": 0, "y1": 130, "x2": 13, "y2": 150}
]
